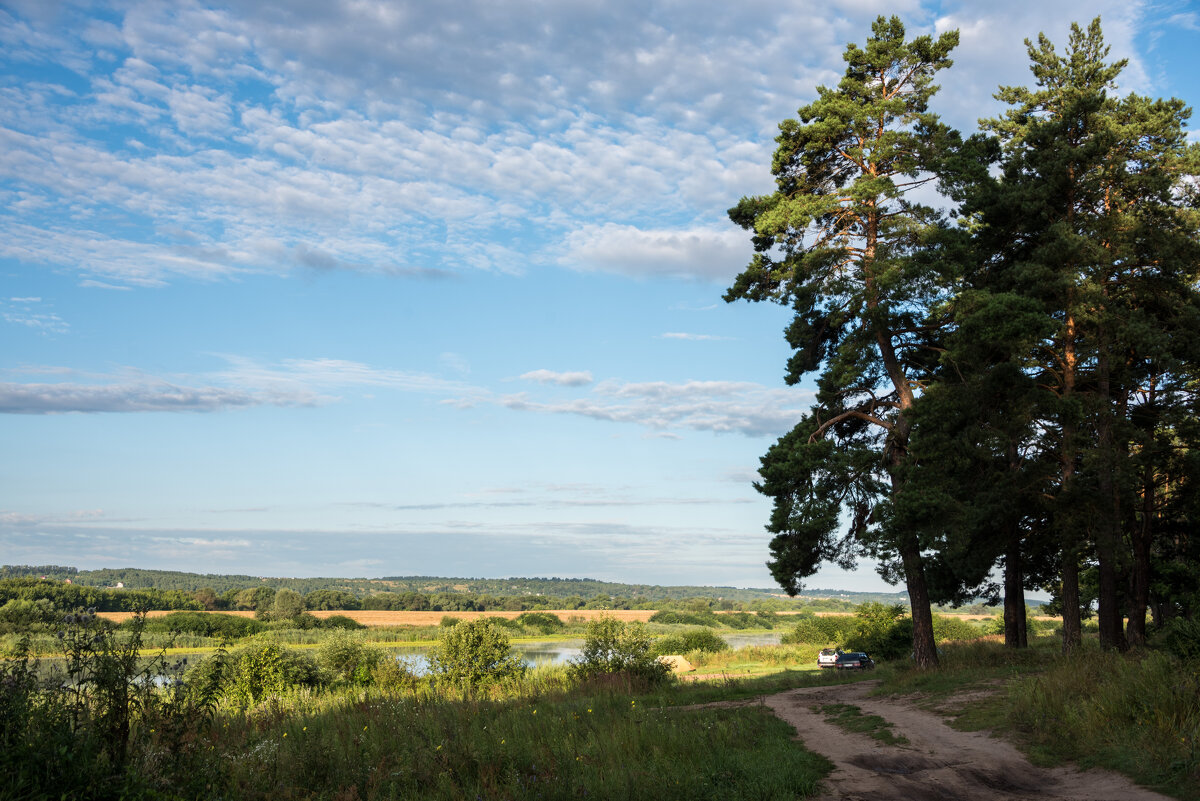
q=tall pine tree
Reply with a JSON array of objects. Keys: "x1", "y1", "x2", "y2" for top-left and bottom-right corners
[{"x1": 726, "y1": 16, "x2": 960, "y2": 668}]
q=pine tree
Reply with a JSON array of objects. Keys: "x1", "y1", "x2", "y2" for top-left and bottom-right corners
[
  {"x1": 726, "y1": 16, "x2": 960, "y2": 668},
  {"x1": 961, "y1": 19, "x2": 1200, "y2": 650}
]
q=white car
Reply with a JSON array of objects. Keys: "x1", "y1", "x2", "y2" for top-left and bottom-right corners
[{"x1": 817, "y1": 648, "x2": 843, "y2": 669}]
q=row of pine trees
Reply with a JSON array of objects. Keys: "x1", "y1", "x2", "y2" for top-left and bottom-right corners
[{"x1": 728, "y1": 17, "x2": 1200, "y2": 666}]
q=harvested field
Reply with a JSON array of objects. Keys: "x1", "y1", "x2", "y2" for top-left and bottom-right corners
[{"x1": 96, "y1": 609, "x2": 657, "y2": 626}]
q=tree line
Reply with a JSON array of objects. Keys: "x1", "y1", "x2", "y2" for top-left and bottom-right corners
[{"x1": 729, "y1": 16, "x2": 1200, "y2": 667}]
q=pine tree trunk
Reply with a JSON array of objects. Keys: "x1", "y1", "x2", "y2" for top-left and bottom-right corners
[
  {"x1": 1003, "y1": 541, "x2": 1027, "y2": 648},
  {"x1": 1061, "y1": 547, "x2": 1082, "y2": 652},
  {"x1": 1126, "y1": 459, "x2": 1154, "y2": 647},
  {"x1": 900, "y1": 535, "x2": 939, "y2": 668},
  {"x1": 1095, "y1": 350, "x2": 1127, "y2": 651}
]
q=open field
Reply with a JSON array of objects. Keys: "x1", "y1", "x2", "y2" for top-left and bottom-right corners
[
  {"x1": 96, "y1": 608, "x2": 660, "y2": 625},
  {"x1": 95, "y1": 607, "x2": 1054, "y2": 627}
]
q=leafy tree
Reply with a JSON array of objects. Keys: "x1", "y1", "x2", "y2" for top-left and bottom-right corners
[
  {"x1": 726, "y1": 15, "x2": 960, "y2": 667},
  {"x1": 270, "y1": 588, "x2": 305, "y2": 621},
  {"x1": 570, "y1": 615, "x2": 670, "y2": 685},
  {"x1": 426, "y1": 619, "x2": 525, "y2": 690}
]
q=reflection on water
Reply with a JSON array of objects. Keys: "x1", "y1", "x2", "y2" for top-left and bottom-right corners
[{"x1": 390, "y1": 630, "x2": 782, "y2": 675}]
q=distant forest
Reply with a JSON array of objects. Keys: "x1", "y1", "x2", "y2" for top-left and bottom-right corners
[{"x1": 0, "y1": 565, "x2": 932, "y2": 613}]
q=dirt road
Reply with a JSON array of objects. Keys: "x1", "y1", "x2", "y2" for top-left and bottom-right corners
[{"x1": 753, "y1": 680, "x2": 1172, "y2": 801}]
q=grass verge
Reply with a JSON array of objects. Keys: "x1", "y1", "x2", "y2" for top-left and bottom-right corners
[{"x1": 818, "y1": 702, "x2": 908, "y2": 745}]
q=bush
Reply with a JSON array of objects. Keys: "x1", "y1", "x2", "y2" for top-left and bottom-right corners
[
  {"x1": 439, "y1": 615, "x2": 462, "y2": 627},
  {"x1": 781, "y1": 614, "x2": 850, "y2": 645},
  {"x1": 317, "y1": 629, "x2": 384, "y2": 686},
  {"x1": 650, "y1": 628, "x2": 729, "y2": 656},
  {"x1": 138, "y1": 611, "x2": 265, "y2": 639},
  {"x1": 0, "y1": 598, "x2": 58, "y2": 632},
  {"x1": 931, "y1": 615, "x2": 983, "y2": 643},
  {"x1": 186, "y1": 642, "x2": 320, "y2": 707},
  {"x1": 0, "y1": 610, "x2": 212, "y2": 799},
  {"x1": 514, "y1": 611, "x2": 564, "y2": 634},
  {"x1": 648, "y1": 610, "x2": 719, "y2": 627},
  {"x1": 843, "y1": 603, "x2": 911, "y2": 660},
  {"x1": 426, "y1": 620, "x2": 526, "y2": 690},
  {"x1": 1152, "y1": 616, "x2": 1200, "y2": 659},
  {"x1": 321, "y1": 614, "x2": 366, "y2": 630},
  {"x1": 571, "y1": 615, "x2": 670, "y2": 686}
]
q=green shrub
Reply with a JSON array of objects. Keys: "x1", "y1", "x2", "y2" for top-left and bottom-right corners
[
  {"x1": 320, "y1": 614, "x2": 365, "y2": 630},
  {"x1": 439, "y1": 615, "x2": 462, "y2": 627},
  {"x1": 648, "y1": 610, "x2": 719, "y2": 627},
  {"x1": 571, "y1": 615, "x2": 670, "y2": 685},
  {"x1": 187, "y1": 642, "x2": 320, "y2": 707},
  {"x1": 139, "y1": 611, "x2": 265, "y2": 639},
  {"x1": 1152, "y1": 616, "x2": 1200, "y2": 659},
  {"x1": 317, "y1": 630, "x2": 383, "y2": 686},
  {"x1": 426, "y1": 620, "x2": 526, "y2": 689},
  {"x1": 843, "y1": 603, "x2": 911, "y2": 660},
  {"x1": 932, "y1": 615, "x2": 983, "y2": 643},
  {"x1": 514, "y1": 611, "x2": 564, "y2": 634},
  {"x1": 651, "y1": 629, "x2": 730, "y2": 656},
  {"x1": 371, "y1": 655, "x2": 419, "y2": 692},
  {"x1": 781, "y1": 614, "x2": 848, "y2": 645},
  {"x1": 0, "y1": 598, "x2": 58, "y2": 632}
]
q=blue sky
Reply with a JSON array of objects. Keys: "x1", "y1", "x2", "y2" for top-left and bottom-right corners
[{"x1": 2, "y1": 0, "x2": 1198, "y2": 591}]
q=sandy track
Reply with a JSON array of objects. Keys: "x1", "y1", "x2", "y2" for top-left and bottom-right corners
[{"x1": 749, "y1": 681, "x2": 1170, "y2": 801}]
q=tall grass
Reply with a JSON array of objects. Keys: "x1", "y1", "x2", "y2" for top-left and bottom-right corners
[
  {"x1": 209, "y1": 686, "x2": 831, "y2": 800},
  {"x1": 1007, "y1": 649, "x2": 1200, "y2": 797}
]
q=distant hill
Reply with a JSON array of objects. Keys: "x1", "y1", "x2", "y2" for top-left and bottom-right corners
[{"x1": 1, "y1": 564, "x2": 914, "y2": 605}]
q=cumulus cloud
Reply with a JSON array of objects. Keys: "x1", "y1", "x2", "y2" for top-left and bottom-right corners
[
  {"x1": 519, "y1": 369, "x2": 594, "y2": 386},
  {"x1": 561, "y1": 223, "x2": 751, "y2": 282}
]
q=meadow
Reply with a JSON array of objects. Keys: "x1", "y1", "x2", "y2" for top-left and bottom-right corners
[{"x1": 3, "y1": 605, "x2": 1196, "y2": 800}]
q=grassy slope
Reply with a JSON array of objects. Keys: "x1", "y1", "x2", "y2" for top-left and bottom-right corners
[{"x1": 868, "y1": 637, "x2": 1200, "y2": 800}]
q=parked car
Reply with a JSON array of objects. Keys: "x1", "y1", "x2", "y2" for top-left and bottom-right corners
[
  {"x1": 817, "y1": 648, "x2": 843, "y2": 669},
  {"x1": 834, "y1": 651, "x2": 875, "y2": 670}
]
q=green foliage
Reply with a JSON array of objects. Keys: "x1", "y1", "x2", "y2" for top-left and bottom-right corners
[
  {"x1": 843, "y1": 603, "x2": 912, "y2": 660},
  {"x1": 781, "y1": 614, "x2": 853, "y2": 645},
  {"x1": 187, "y1": 642, "x2": 321, "y2": 707},
  {"x1": 513, "y1": 611, "x2": 564, "y2": 634},
  {"x1": 426, "y1": 620, "x2": 526, "y2": 690},
  {"x1": 651, "y1": 629, "x2": 730, "y2": 657},
  {"x1": 320, "y1": 614, "x2": 366, "y2": 630},
  {"x1": 439, "y1": 615, "x2": 462, "y2": 627},
  {"x1": 316, "y1": 629, "x2": 383, "y2": 686},
  {"x1": 271, "y1": 588, "x2": 305, "y2": 621},
  {"x1": 1007, "y1": 650, "x2": 1200, "y2": 797},
  {"x1": 648, "y1": 609, "x2": 719, "y2": 627},
  {"x1": 137, "y1": 610, "x2": 265, "y2": 638},
  {"x1": 571, "y1": 615, "x2": 670, "y2": 686},
  {"x1": 1151, "y1": 617, "x2": 1200, "y2": 659},
  {"x1": 0, "y1": 597, "x2": 58, "y2": 632},
  {"x1": 930, "y1": 615, "x2": 984, "y2": 643},
  {"x1": 0, "y1": 610, "x2": 216, "y2": 799}
]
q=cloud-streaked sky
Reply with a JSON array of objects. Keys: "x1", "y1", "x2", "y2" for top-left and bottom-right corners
[{"x1": 3, "y1": 0, "x2": 1197, "y2": 590}]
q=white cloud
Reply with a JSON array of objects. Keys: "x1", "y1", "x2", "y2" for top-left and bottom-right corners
[
  {"x1": 496, "y1": 378, "x2": 810, "y2": 437},
  {"x1": 659, "y1": 332, "x2": 729, "y2": 341},
  {"x1": 519, "y1": 369, "x2": 594, "y2": 387},
  {"x1": 561, "y1": 223, "x2": 751, "y2": 282}
]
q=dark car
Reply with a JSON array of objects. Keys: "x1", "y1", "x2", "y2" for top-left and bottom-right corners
[{"x1": 834, "y1": 651, "x2": 875, "y2": 670}]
